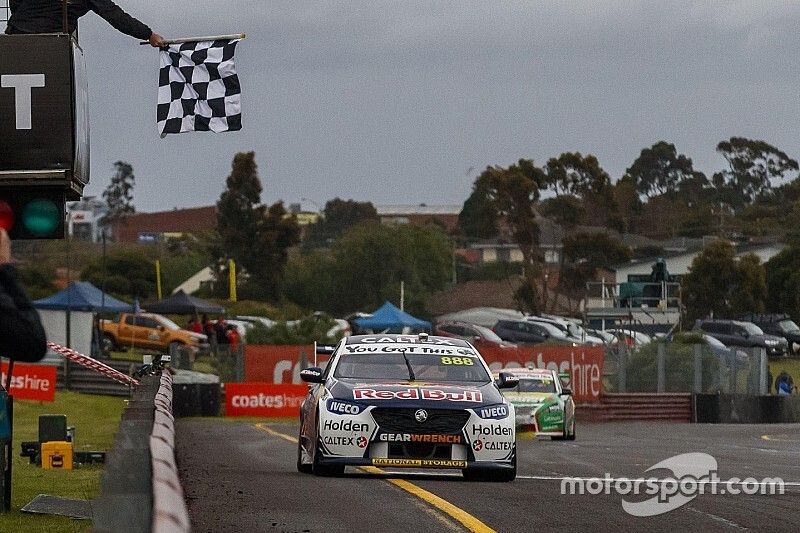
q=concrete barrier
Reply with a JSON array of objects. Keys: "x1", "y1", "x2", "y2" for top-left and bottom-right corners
[{"x1": 93, "y1": 371, "x2": 190, "y2": 533}]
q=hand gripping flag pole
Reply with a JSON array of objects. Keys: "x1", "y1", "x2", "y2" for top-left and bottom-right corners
[{"x1": 145, "y1": 34, "x2": 246, "y2": 136}]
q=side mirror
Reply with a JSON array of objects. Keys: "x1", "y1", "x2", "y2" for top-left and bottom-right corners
[
  {"x1": 496, "y1": 372, "x2": 520, "y2": 389},
  {"x1": 300, "y1": 367, "x2": 324, "y2": 383},
  {"x1": 560, "y1": 388, "x2": 573, "y2": 396}
]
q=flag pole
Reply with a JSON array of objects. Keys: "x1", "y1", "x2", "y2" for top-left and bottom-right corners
[{"x1": 139, "y1": 33, "x2": 246, "y2": 45}]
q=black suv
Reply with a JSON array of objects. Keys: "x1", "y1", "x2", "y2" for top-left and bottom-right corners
[
  {"x1": 741, "y1": 314, "x2": 800, "y2": 355},
  {"x1": 694, "y1": 319, "x2": 788, "y2": 357},
  {"x1": 493, "y1": 319, "x2": 551, "y2": 345}
]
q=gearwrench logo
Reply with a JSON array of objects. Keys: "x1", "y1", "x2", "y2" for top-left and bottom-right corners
[{"x1": 561, "y1": 453, "x2": 785, "y2": 517}]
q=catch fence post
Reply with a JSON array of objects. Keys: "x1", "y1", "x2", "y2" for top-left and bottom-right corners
[
  {"x1": 693, "y1": 344, "x2": 702, "y2": 393},
  {"x1": 759, "y1": 347, "x2": 768, "y2": 396},
  {"x1": 616, "y1": 346, "x2": 626, "y2": 393},
  {"x1": 657, "y1": 342, "x2": 666, "y2": 393}
]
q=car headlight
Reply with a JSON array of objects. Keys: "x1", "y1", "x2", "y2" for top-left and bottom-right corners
[{"x1": 765, "y1": 340, "x2": 779, "y2": 346}]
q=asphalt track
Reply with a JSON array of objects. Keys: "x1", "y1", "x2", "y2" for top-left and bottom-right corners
[{"x1": 177, "y1": 419, "x2": 800, "y2": 532}]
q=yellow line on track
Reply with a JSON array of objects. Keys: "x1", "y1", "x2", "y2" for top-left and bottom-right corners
[{"x1": 253, "y1": 423, "x2": 496, "y2": 533}]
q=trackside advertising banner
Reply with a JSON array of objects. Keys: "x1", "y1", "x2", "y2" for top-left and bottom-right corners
[
  {"x1": 226, "y1": 383, "x2": 308, "y2": 417},
  {"x1": 245, "y1": 344, "x2": 604, "y2": 403},
  {"x1": 0, "y1": 363, "x2": 57, "y2": 401}
]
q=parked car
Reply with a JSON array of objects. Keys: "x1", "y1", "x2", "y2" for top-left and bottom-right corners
[
  {"x1": 235, "y1": 315, "x2": 278, "y2": 329},
  {"x1": 742, "y1": 314, "x2": 800, "y2": 354},
  {"x1": 694, "y1": 319, "x2": 788, "y2": 357},
  {"x1": 434, "y1": 321, "x2": 517, "y2": 348},
  {"x1": 100, "y1": 312, "x2": 208, "y2": 355},
  {"x1": 586, "y1": 328, "x2": 615, "y2": 344},
  {"x1": 525, "y1": 316, "x2": 604, "y2": 346},
  {"x1": 701, "y1": 334, "x2": 749, "y2": 364},
  {"x1": 494, "y1": 319, "x2": 563, "y2": 345},
  {"x1": 605, "y1": 328, "x2": 653, "y2": 347}
]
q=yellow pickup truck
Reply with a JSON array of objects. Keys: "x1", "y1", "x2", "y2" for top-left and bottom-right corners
[{"x1": 100, "y1": 313, "x2": 208, "y2": 355}]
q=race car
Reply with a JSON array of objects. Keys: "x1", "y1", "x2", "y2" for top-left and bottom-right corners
[
  {"x1": 296, "y1": 333, "x2": 519, "y2": 481},
  {"x1": 496, "y1": 368, "x2": 576, "y2": 440}
]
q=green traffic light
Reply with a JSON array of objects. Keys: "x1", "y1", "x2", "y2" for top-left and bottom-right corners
[{"x1": 22, "y1": 199, "x2": 61, "y2": 237}]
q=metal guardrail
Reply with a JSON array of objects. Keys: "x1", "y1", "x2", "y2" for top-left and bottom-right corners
[{"x1": 55, "y1": 360, "x2": 138, "y2": 396}]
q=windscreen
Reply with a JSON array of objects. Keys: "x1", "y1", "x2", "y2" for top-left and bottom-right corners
[
  {"x1": 741, "y1": 323, "x2": 764, "y2": 335},
  {"x1": 334, "y1": 351, "x2": 490, "y2": 383},
  {"x1": 517, "y1": 377, "x2": 557, "y2": 393},
  {"x1": 778, "y1": 320, "x2": 800, "y2": 333}
]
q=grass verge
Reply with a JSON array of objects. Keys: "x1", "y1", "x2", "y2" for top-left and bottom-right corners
[{"x1": 0, "y1": 391, "x2": 126, "y2": 533}]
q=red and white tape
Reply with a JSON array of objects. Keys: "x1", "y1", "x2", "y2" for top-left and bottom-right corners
[{"x1": 46, "y1": 342, "x2": 139, "y2": 386}]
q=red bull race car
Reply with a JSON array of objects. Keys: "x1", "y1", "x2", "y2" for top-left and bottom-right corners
[{"x1": 297, "y1": 334, "x2": 519, "y2": 481}]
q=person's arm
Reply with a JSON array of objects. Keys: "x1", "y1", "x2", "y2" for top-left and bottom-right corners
[
  {"x1": 0, "y1": 231, "x2": 47, "y2": 362},
  {"x1": 87, "y1": 0, "x2": 165, "y2": 45}
]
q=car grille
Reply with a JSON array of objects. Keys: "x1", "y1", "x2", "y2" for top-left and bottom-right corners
[{"x1": 371, "y1": 408, "x2": 470, "y2": 434}]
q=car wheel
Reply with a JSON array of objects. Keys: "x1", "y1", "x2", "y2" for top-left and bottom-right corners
[
  {"x1": 312, "y1": 426, "x2": 344, "y2": 477},
  {"x1": 101, "y1": 334, "x2": 117, "y2": 355},
  {"x1": 296, "y1": 437, "x2": 312, "y2": 474},
  {"x1": 566, "y1": 418, "x2": 576, "y2": 441},
  {"x1": 462, "y1": 446, "x2": 516, "y2": 482}
]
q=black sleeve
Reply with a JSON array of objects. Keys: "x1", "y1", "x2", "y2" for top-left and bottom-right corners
[
  {"x1": 9, "y1": 0, "x2": 20, "y2": 13},
  {"x1": 0, "y1": 265, "x2": 47, "y2": 362},
  {"x1": 87, "y1": 0, "x2": 153, "y2": 41}
]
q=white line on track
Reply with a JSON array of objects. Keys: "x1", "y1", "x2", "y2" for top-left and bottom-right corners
[{"x1": 516, "y1": 475, "x2": 800, "y2": 488}]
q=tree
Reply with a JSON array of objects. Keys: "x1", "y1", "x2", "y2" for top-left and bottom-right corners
[
  {"x1": 544, "y1": 152, "x2": 611, "y2": 197},
  {"x1": 538, "y1": 195, "x2": 585, "y2": 229},
  {"x1": 82, "y1": 249, "x2": 156, "y2": 300},
  {"x1": 303, "y1": 198, "x2": 379, "y2": 249},
  {"x1": 284, "y1": 223, "x2": 451, "y2": 316},
  {"x1": 473, "y1": 160, "x2": 546, "y2": 312},
  {"x1": 764, "y1": 245, "x2": 800, "y2": 321},
  {"x1": 625, "y1": 141, "x2": 701, "y2": 198},
  {"x1": 102, "y1": 161, "x2": 136, "y2": 230},
  {"x1": 457, "y1": 184, "x2": 499, "y2": 239},
  {"x1": 556, "y1": 232, "x2": 631, "y2": 310},
  {"x1": 681, "y1": 241, "x2": 766, "y2": 323},
  {"x1": 715, "y1": 137, "x2": 798, "y2": 204},
  {"x1": 215, "y1": 152, "x2": 301, "y2": 301}
]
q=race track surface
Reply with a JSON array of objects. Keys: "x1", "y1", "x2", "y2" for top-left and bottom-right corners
[{"x1": 176, "y1": 420, "x2": 800, "y2": 532}]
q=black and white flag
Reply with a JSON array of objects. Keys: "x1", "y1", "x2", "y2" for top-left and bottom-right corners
[{"x1": 157, "y1": 38, "x2": 242, "y2": 136}]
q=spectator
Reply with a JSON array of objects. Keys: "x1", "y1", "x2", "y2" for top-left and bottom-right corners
[
  {"x1": 187, "y1": 317, "x2": 203, "y2": 334},
  {"x1": 215, "y1": 318, "x2": 230, "y2": 349},
  {"x1": 0, "y1": 229, "x2": 47, "y2": 364},
  {"x1": 227, "y1": 324, "x2": 240, "y2": 353},
  {"x1": 5, "y1": 0, "x2": 167, "y2": 47}
]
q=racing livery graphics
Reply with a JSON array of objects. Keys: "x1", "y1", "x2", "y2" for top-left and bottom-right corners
[
  {"x1": 296, "y1": 334, "x2": 518, "y2": 481},
  {"x1": 496, "y1": 368, "x2": 576, "y2": 440}
]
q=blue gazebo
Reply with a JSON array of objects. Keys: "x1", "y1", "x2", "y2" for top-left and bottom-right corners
[
  {"x1": 354, "y1": 301, "x2": 431, "y2": 332},
  {"x1": 34, "y1": 281, "x2": 134, "y2": 313}
]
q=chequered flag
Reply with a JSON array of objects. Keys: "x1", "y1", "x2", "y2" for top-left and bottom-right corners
[{"x1": 157, "y1": 39, "x2": 242, "y2": 136}]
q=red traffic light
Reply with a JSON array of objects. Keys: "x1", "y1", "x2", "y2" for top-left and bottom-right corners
[{"x1": 0, "y1": 201, "x2": 13, "y2": 233}]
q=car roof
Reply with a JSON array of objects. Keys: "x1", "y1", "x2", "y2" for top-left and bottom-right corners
[{"x1": 345, "y1": 334, "x2": 474, "y2": 348}]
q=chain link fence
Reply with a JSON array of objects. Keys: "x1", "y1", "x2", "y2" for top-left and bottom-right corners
[
  {"x1": 170, "y1": 342, "x2": 244, "y2": 383},
  {"x1": 605, "y1": 341, "x2": 769, "y2": 395}
]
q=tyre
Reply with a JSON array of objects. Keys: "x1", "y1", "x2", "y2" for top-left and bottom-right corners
[
  {"x1": 312, "y1": 428, "x2": 344, "y2": 477},
  {"x1": 296, "y1": 438, "x2": 312, "y2": 474},
  {"x1": 462, "y1": 447, "x2": 516, "y2": 482},
  {"x1": 566, "y1": 418, "x2": 576, "y2": 441},
  {"x1": 101, "y1": 334, "x2": 117, "y2": 355}
]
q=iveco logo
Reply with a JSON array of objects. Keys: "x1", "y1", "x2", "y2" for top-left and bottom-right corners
[{"x1": 414, "y1": 409, "x2": 428, "y2": 422}]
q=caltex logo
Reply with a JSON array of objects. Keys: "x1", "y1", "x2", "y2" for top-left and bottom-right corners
[
  {"x1": 357, "y1": 436, "x2": 368, "y2": 448},
  {"x1": 472, "y1": 439, "x2": 483, "y2": 452}
]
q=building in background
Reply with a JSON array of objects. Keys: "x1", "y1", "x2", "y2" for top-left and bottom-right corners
[
  {"x1": 376, "y1": 204, "x2": 460, "y2": 232},
  {"x1": 67, "y1": 197, "x2": 108, "y2": 242},
  {"x1": 111, "y1": 206, "x2": 216, "y2": 243}
]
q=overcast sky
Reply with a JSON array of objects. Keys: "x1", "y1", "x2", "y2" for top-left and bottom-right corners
[{"x1": 22, "y1": 1, "x2": 800, "y2": 212}]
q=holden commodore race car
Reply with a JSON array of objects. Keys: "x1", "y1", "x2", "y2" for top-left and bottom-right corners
[
  {"x1": 296, "y1": 334, "x2": 519, "y2": 481},
  {"x1": 496, "y1": 368, "x2": 576, "y2": 440}
]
